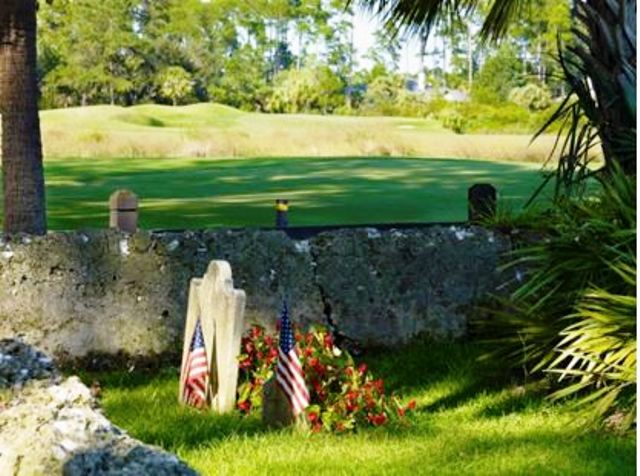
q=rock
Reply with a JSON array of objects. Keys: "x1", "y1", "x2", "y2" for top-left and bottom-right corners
[{"x1": 0, "y1": 340, "x2": 197, "y2": 476}]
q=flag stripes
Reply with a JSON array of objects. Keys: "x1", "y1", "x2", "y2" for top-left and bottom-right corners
[
  {"x1": 276, "y1": 300, "x2": 309, "y2": 417},
  {"x1": 181, "y1": 318, "x2": 210, "y2": 408}
]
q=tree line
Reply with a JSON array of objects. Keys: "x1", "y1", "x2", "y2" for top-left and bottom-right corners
[{"x1": 38, "y1": 0, "x2": 571, "y2": 115}]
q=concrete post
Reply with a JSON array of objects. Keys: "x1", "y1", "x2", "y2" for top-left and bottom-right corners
[
  {"x1": 109, "y1": 190, "x2": 138, "y2": 233},
  {"x1": 468, "y1": 184, "x2": 496, "y2": 223}
]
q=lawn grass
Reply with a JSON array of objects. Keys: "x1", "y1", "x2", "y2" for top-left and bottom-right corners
[
  {"x1": 39, "y1": 103, "x2": 559, "y2": 162},
  {"x1": 0, "y1": 156, "x2": 549, "y2": 230},
  {"x1": 81, "y1": 341, "x2": 635, "y2": 475}
]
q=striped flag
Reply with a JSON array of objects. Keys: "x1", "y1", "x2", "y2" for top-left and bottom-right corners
[
  {"x1": 181, "y1": 318, "x2": 209, "y2": 408},
  {"x1": 276, "y1": 300, "x2": 310, "y2": 416}
]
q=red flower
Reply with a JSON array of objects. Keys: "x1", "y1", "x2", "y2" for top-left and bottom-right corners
[
  {"x1": 244, "y1": 341, "x2": 254, "y2": 354},
  {"x1": 407, "y1": 400, "x2": 417, "y2": 410},
  {"x1": 367, "y1": 412, "x2": 387, "y2": 426},
  {"x1": 397, "y1": 407, "x2": 406, "y2": 417},
  {"x1": 268, "y1": 347, "x2": 278, "y2": 359},
  {"x1": 346, "y1": 401, "x2": 359, "y2": 412},
  {"x1": 344, "y1": 366, "x2": 354, "y2": 376},
  {"x1": 305, "y1": 333, "x2": 314, "y2": 345},
  {"x1": 308, "y1": 411, "x2": 319, "y2": 423},
  {"x1": 251, "y1": 326, "x2": 263, "y2": 338},
  {"x1": 373, "y1": 413, "x2": 387, "y2": 426},
  {"x1": 237, "y1": 400, "x2": 251, "y2": 413},
  {"x1": 373, "y1": 379, "x2": 384, "y2": 394},
  {"x1": 358, "y1": 363, "x2": 367, "y2": 375},
  {"x1": 239, "y1": 358, "x2": 252, "y2": 369},
  {"x1": 264, "y1": 335, "x2": 274, "y2": 347},
  {"x1": 323, "y1": 333, "x2": 333, "y2": 349}
]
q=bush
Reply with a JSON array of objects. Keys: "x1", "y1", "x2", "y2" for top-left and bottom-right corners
[
  {"x1": 236, "y1": 325, "x2": 415, "y2": 433},
  {"x1": 267, "y1": 65, "x2": 344, "y2": 114},
  {"x1": 440, "y1": 109, "x2": 468, "y2": 134},
  {"x1": 473, "y1": 167, "x2": 636, "y2": 430},
  {"x1": 509, "y1": 83, "x2": 553, "y2": 111}
]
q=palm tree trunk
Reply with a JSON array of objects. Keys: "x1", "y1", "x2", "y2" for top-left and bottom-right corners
[
  {"x1": 0, "y1": 0, "x2": 47, "y2": 235},
  {"x1": 584, "y1": 0, "x2": 636, "y2": 175}
]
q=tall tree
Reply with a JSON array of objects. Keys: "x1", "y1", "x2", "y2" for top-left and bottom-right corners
[
  {"x1": 354, "y1": 0, "x2": 636, "y2": 177},
  {"x1": 0, "y1": 0, "x2": 47, "y2": 234}
]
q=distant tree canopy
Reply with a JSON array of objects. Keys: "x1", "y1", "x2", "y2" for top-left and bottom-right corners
[{"x1": 37, "y1": 0, "x2": 573, "y2": 115}]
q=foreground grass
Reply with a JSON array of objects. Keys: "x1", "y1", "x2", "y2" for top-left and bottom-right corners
[
  {"x1": 82, "y1": 342, "x2": 635, "y2": 475},
  {"x1": 39, "y1": 104, "x2": 558, "y2": 162},
  {"x1": 0, "y1": 156, "x2": 547, "y2": 230}
]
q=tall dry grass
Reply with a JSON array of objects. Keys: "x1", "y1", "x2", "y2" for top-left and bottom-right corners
[{"x1": 33, "y1": 104, "x2": 563, "y2": 162}]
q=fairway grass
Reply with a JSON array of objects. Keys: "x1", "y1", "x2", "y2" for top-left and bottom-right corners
[
  {"x1": 39, "y1": 104, "x2": 558, "y2": 163},
  {"x1": 82, "y1": 342, "x2": 635, "y2": 475},
  {"x1": 0, "y1": 156, "x2": 549, "y2": 230}
]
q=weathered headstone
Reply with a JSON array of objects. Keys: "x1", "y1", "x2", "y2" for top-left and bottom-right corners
[
  {"x1": 262, "y1": 378, "x2": 295, "y2": 428},
  {"x1": 262, "y1": 378, "x2": 308, "y2": 430},
  {"x1": 109, "y1": 189, "x2": 138, "y2": 233},
  {"x1": 179, "y1": 260, "x2": 246, "y2": 413},
  {"x1": 275, "y1": 199, "x2": 289, "y2": 228},
  {"x1": 468, "y1": 184, "x2": 497, "y2": 223}
]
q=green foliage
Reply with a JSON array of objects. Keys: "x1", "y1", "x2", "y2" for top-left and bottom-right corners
[
  {"x1": 155, "y1": 66, "x2": 193, "y2": 106},
  {"x1": 440, "y1": 109, "x2": 467, "y2": 134},
  {"x1": 509, "y1": 83, "x2": 552, "y2": 111},
  {"x1": 236, "y1": 325, "x2": 414, "y2": 432},
  {"x1": 437, "y1": 101, "x2": 553, "y2": 134},
  {"x1": 472, "y1": 44, "x2": 524, "y2": 104},
  {"x1": 267, "y1": 65, "x2": 344, "y2": 114},
  {"x1": 473, "y1": 167, "x2": 636, "y2": 430}
]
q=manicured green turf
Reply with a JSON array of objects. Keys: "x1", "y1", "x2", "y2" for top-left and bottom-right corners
[
  {"x1": 82, "y1": 342, "x2": 635, "y2": 475},
  {"x1": 2, "y1": 156, "x2": 547, "y2": 230}
]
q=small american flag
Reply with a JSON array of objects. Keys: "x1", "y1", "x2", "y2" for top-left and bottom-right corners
[
  {"x1": 276, "y1": 300, "x2": 310, "y2": 416},
  {"x1": 181, "y1": 318, "x2": 209, "y2": 408}
]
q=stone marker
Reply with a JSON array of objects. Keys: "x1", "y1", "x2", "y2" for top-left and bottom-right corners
[
  {"x1": 468, "y1": 184, "x2": 496, "y2": 223},
  {"x1": 262, "y1": 378, "x2": 294, "y2": 428},
  {"x1": 109, "y1": 189, "x2": 138, "y2": 233},
  {"x1": 179, "y1": 260, "x2": 246, "y2": 413},
  {"x1": 275, "y1": 199, "x2": 289, "y2": 228},
  {"x1": 262, "y1": 378, "x2": 307, "y2": 430}
]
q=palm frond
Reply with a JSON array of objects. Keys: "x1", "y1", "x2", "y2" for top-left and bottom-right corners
[{"x1": 350, "y1": 0, "x2": 527, "y2": 41}]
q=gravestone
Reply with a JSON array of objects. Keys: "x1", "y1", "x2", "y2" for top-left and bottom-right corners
[
  {"x1": 262, "y1": 378, "x2": 295, "y2": 428},
  {"x1": 179, "y1": 260, "x2": 246, "y2": 413},
  {"x1": 109, "y1": 189, "x2": 138, "y2": 233},
  {"x1": 262, "y1": 378, "x2": 308, "y2": 430}
]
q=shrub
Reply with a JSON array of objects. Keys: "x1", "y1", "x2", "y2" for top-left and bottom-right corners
[
  {"x1": 509, "y1": 83, "x2": 553, "y2": 111},
  {"x1": 236, "y1": 325, "x2": 414, "y2": 432},
  {"x1": 440, "y1": 109, "x2": 468, "y2": 134},
  {"x1": 473, "y1": 167, "x2": 636, "y2": 430}
]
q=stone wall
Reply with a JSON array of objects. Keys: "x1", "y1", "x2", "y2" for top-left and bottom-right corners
[{"x1": 0, "y1": 226, "x2": 510, "y2": 359}]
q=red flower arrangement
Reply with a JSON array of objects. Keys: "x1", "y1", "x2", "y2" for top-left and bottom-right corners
[{"x1": 236, "y1": 324, "x2": 416, "y2": 433}]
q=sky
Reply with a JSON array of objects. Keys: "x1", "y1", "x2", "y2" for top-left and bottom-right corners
[{"x1": 351, "y1": 8, "x2": 426, "y2": 74}]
